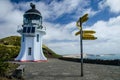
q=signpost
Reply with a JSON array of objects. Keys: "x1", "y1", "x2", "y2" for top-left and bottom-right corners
[
  {"x1": 79, "y1": 17, "x2": 83, "y2": 77},
  {"x1": 75, "y1": 13, "x2": 97, "y2": 77}
]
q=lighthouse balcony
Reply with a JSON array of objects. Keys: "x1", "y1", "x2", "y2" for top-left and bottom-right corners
[
  {"x1": 17, "y1": 25, "x2": 46, "y2": 36},
  {"x1": 37, "y1": 26, "x2": 46, "y2": 32},
  {"x1": 17, "y1": 25, "x2": 23, "y2": 33},
  {"x1": 23, "y1": 33, "x2": 36, "y2": 37},
  {"x1": 17, "y1": 30, "x2": 35, "y2": 37}
]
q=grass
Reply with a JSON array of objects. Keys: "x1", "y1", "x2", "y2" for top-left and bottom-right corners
[
  {"x1": 0, "y1": 63, "x2": 19, "y2": 80},
  {"x1": 42, "y1": 44, "x2": 62, "y2": 58}
]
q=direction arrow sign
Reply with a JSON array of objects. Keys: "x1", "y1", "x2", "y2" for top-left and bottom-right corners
[
  {"x1": 81, "y1": 14, "x2": 88, "y2": 19},
  {"x1": 81, "y1": 17, "x2": 88, "y2": 23},
  {"x1": 83, "y1": 36, "x2": 97, "y2": 40},
  {"x1": 75, "y1": 31, "x2": 80, "y2": 36},
  {"x1": 82, "y1": 34, "x2": 94, "y2": 37},
  {"x1": 81, "y1": 13, "x2": 88, "y2": 23},
  {"x1": 75, "y1": 30, "x2": 96, "y2": 36},
  {"x1": 83, "y1": 30, "x2": 96, "y2": 34}
]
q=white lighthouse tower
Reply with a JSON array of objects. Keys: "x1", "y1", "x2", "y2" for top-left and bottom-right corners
[{"x1": 15, "y1": 3, "x2": 47, "y2": 62}]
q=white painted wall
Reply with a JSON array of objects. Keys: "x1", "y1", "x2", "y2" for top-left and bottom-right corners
[{"x1": 15, "y1": 30, "x2": 47, "y2": 61}]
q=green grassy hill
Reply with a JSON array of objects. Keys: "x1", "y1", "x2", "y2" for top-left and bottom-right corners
[
  {"x1": 0, "y1": 36, "x2": 21, "y2": 46},
  {"x1": 0, "y1": 36, "x2": 62, "y2": 60}
]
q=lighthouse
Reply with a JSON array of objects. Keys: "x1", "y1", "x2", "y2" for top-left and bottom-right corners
[{"x1": 15, "y1": 3, "x2": 47, "y2": 62}]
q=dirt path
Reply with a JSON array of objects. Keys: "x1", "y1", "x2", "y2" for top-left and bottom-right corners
[{"x1": 16, "y1": 59, "x2": 120, "y2": 80}]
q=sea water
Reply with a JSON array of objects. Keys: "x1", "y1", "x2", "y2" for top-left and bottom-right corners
[{"x1": 85, "y1": 54, "x2": 120, "y2": 60}]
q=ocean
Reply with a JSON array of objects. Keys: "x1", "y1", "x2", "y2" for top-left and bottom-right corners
[
  {"x1": 63, "y1": 54, "x2": 120, "y2": 60},
  {"x1": 85, "y1": 54, "x2": 120, "y2": 60}
]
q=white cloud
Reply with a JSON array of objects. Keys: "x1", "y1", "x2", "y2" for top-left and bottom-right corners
[
  {"x1": 99, "y1": 0, "x2": 120, "y2": 13},
  {"x1": 83, "y1": 16, "x2": 120, "y2": 54},
  {"x1": 12, "y1": 0, "x2": 91, "y2": 20},
  {"x1": 43, "y1": 21, "x2": 77, "y2": 41},
  {"x1": 49, "y1": 0, "x2": 81, "y2": 17},
  {"x1": 82, "y1": 8, "x2": 99, "y2": 17},
  {"x1": 46, "y1": 41, "x2": 79, "y2": 55},
  {"x1": 0, "y1": 0, "x2": 23, "y2": 38},
  {"x1": 0, "y1": 0, "x2": 14, "y2": 19},
  {"x1": 105, "y1": 0, "x2": 120, "y2": 13},
  {"x1": 42, "y1": 21, "x2": 81, "y2": 55},
  {"x1": 36, "y1": 0, "x2": 93, "y2": 20}
]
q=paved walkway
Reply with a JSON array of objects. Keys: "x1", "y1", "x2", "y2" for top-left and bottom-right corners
[{"x1": 17, "y1": 59, "x2": 120, "y2": 80}]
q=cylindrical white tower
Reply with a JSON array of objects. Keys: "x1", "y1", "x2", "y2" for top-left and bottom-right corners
[{"x1": 15, "y1": 3, "x2": 47, "y2": 62}]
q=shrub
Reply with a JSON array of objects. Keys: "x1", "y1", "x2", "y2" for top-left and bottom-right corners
[{"x1": 0, "y1": 44, "x2": 20, "y2": 60}]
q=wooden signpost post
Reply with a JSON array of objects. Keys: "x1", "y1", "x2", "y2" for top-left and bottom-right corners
[{"x1": 75, "y1": 13, "x2": 97, "y2": 77}]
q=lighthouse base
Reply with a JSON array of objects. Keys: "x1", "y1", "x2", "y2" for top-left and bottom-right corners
[
  {"x1": 15, "y1": 54, "x2": 47, "y2": 62},
  {"x1": 15, "y1": 60, "x2": 47, "y2": 62}
]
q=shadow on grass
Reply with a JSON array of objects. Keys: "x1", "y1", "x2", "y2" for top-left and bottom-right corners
[{"x1": 59, "y1": 57, "x2": 120, "y2": 66}]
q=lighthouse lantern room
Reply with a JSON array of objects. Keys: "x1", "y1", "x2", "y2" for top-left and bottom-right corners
[{"x1": 15, "y1": 3, "x2": 47, "y2": 62}]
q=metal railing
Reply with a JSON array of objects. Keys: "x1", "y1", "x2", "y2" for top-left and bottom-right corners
[{"x1": 17, "y1": 24, "x2": 46, "y2": 33}]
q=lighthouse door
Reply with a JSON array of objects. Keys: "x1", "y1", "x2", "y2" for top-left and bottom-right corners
[{"x1": 28, "y1": 47, "x2": 32, "y2": 55}]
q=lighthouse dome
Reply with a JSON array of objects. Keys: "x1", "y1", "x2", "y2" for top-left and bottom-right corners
[
  {"x1": 24, "y1": 3, "x2": 42, "y2": 20},
  {"x1": 25, "y1": 3, "x2": 41, "y2": 15}
]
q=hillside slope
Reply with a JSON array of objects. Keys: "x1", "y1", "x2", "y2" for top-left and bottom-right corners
[{"x1": 0, "y1": 36, "x2": 62, "y2": 59}]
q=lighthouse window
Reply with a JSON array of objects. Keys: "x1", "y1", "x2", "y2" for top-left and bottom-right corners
[
  {"x1": 23, "y1": 27, "x2": 35, "y2": 33},
  {"x1": 23, "y1": 27, "x2": 27, "y2": 33},
  {"x1": 37, "y1": 34, "x2": 39, "y2": 42},
  {"x1": 31, "y1": 27, "x2": 35, "y2": 33},
  {"x1": 28, "y1": 47, "x2": 31, "y2": 55},
  {"x1": 27, "y1": 27, "x2": 31, "y2": 33},
  {"x1": 32, "y1": 20, "x2": 39, "y2": 24},
  {"x1": 23, "y1": 35, "x2": 25, "y2": 42},
  {"x1": 23, "y1": 18, "x2": 29, "y2": 24}
]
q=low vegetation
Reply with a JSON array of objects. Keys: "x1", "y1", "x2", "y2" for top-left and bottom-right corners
[
  {"x1": 59, "y1": 57, "x2": 120, "y2": 66},
  {"x1": 43, "y1": 45, "x2": 62, "y2": 58},
  {"x1": 0, "y1": 36, "x2": 20, "y2": 46}
]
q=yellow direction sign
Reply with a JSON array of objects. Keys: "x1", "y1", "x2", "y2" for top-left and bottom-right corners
[
  {"x1": 82, "y1": 34, "x2": 94, "y2": 37},
  {"x1": 81, "y1": 14, "x2": 88, "y2": 19},
  {"x1": 81, "y1": 13, "x2": 88, "y2": 23},
  {"x1": 76, "y1": 13, "x2": 88, "y2": 28},
  {"x1": 81, "y1": 17, "x2": 88, "y2": 23},
  {"x1": 83, "y1": 30, "x2": 96, "y2": 34},
  {"x1": 75, "y1": 30, "x2": 96, "y2": 36},
  {"x1": 75, "y1": 31, "x2": 80, "y2": 36},
  {"x1": 83, "y1": 36, "x2": 97, "y2": 40}
]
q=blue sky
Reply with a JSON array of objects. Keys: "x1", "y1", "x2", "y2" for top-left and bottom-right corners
[{"x1": 0, "y1": 0, "x2": 120, "y2": 55}]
